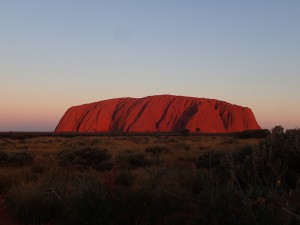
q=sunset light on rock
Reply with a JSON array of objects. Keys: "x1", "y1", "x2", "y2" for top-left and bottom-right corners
[{"x1": 55, "y1": 95, "x2": 261, "y2": 133}]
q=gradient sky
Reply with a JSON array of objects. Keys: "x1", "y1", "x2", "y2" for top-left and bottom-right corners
[{"x1": 1, "y1": 0, "x2": 299, "y2": 131}]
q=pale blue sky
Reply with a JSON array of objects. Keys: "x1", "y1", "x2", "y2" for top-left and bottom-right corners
[{"x1": 0, "y1": 0, "x2": 299, "y2": 131}]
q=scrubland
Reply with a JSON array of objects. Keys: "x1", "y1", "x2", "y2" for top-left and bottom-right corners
[{"x1": 0, "y1": 128, "x2": 299, "y2": 225}]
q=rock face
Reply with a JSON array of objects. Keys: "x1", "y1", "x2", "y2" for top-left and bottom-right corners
[{"x1": 55, "y1": 95, "x2": 261, "y2": 133}]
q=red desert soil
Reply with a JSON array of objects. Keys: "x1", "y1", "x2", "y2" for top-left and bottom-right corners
[{"x1": 55, "y1": 94, "x2": 261, "y2": 133}]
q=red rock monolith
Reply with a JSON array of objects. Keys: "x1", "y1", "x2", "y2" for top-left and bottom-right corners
[{"x1": 55, "y1": 95, "x2": 261, "y2": 133}]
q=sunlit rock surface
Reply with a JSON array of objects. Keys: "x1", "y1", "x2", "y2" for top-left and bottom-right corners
[{"x1": 55, "y1": 95, "x2": 261, "y2": 133}]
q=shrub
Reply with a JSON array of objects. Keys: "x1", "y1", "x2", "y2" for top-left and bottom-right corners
[
  {"x1": 64, "y1": 176, "x2": 113, "y2": 225},
  {"x1": 0, "y1": 151, "x2": 33, "y2": 167},
  {"x1": 115, "y1": 151, "x2": 147, "y2": 168},
  {"x1": 58, "y1": 147, "x2": 111, "y2": 170},
  {"x1": 115, "y1": 169, "x2": 134, "y2": 186},
  {"x1": 6, "y1": 169, "x2": 69, "y2": 224},
  {"x1": 232, "y1": 128, "x2": 300, "y2": 189},
  {"x1": 0, "y1": 151, "x2": 8, "y2": 164},
  {"x1": 0, "y1": 167, "x2": 37, "y2": 193},
  {"x1": 8, "y1": 151, "x2": 33, "y2": 166},
  {"x1": 145, "y1": 145, "x2": 167, "y2": 158},
  {"x1": 195, "y1": 151, "x2": 227, "y2": 170},
  {"x1": 95, "y1": 161, "x2": 114, "y2": 171},
  {"x1": 271, "y1": 125, "x2": 284, "y2": 135},
  {"x1": 175, "y1": 142, "x2": 191, "y2": 151},
  {"x1": 7, "y1": 186, "x2": 64, "y2": 224},
  {"x1": 65, "y1": 173, "x2": 189, "y2": 225}
]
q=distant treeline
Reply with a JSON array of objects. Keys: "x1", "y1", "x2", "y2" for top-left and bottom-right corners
[
  {"x1": 2, "y1": 126, "x2": 298, "y2": 140},
  {"x1": 0, "y1": 131, "x2": 232, "y2": 139},
  {"x1": 234, "y1": 129, "x2": 271, "y2": 138},
  {"x1": 0, "y1": 128, "x2": 275, "y2": 139}
]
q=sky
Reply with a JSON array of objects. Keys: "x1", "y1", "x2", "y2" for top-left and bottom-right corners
[{"x1": 0, "y1": 0, "x2": 299, "y2": 131}]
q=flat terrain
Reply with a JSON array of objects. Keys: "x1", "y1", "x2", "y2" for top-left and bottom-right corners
[
  {"x1": 0, "y1": 134, "x2": 258, "y2": 161},
  {"x1": 0, "y1": 132, "x2": 299, "y2": 225}
]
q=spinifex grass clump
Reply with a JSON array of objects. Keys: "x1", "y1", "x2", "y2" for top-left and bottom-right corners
[
  {"x1": 6, "y1": 169, "x2": 68, "y2": 224},
  {"x1": 145, "y1": 145, "x2": 167, "y2": 157},
  {"x1": 115, "y1": 150, "x2": 148, "y2": 168},
  {"x1": 0, "y1": 150, "x2": 33, "y2": 167},
  {"x1": 145, "y1": 145, "x2": 168, "y2": 165},
  {"x1": 114, "y1": 168, "x2": 135, "y2": 186},
  {"x1": 58, "y1": 146, "x2": 112, "y2": 170},
  {"x1": 0, "y1": 151, "x2": 8, "y2": 164}
]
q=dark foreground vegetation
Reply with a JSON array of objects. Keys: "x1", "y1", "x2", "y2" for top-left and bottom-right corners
[{"x1": 0, "y1": 126, "x2": 299, "y2": 225}]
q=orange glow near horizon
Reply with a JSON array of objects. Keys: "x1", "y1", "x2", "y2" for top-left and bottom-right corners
[{"x1": 1, "y1": 94, "x2": 299, "y2": 132}]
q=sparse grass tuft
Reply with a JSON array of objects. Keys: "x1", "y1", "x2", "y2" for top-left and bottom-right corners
[
  {"x1": 115, "y1": 169, "x2": 134, "y2": 186},
  {"x1": 0, "y1": 151, "x2": 33, "y2": 167},
  {"x1": 145, "y1": 145, "x2": 167, "y2": 157},
  {"x1": 115, "y1": 150, "x2": 148, "y2": 168},
  {"x1": 58, "y1": 146, "x2": 111, "y2": 170}
]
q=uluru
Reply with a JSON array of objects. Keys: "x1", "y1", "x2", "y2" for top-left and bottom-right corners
[{"x1": 55, "y1": 95, "x2": 261, "y2": 133}]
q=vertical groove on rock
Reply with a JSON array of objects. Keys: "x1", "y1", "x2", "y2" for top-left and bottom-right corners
[{"x1": 155, "y1": 97, "x2": 177, "y2": 130}]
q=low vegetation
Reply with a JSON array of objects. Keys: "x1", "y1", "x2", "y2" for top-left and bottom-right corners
[
  {"x1": 58, "y1": 146, "x2": 112, "y2": 170},
  {"x1": 0, "y1": 127, "x2": 299, "y2": 225}
]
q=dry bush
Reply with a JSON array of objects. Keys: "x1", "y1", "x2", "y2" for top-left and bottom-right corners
[
  {"x1": 31, "y1": 155, "x2": 58, "y2": 174},
  {"x1": 58, "y1": 146, "x2": 112, "y2": 170},
  {"x1": 6, "y1": 169, "x2": 70, "y2": 224},
  {"x1": 176, "y1": 155, "x2": 197, "y2": 163},
  {"x1": 115, "y1": 150, "x2": 148, "y2": 168},
  {"x1": 115, "y1": 169, "x2": 135, "y2": 186},
  {"x1": 175, "y1": 142, "x2": 191, "y2": 151},
  {"x1": 0, "y1": 167, "x2": 37, "y2": 193},
  {"x1": 0, "y1": 151, "x2": 33, "y2": 167},
  {"x1": 145, "y1": 145, "x2": 167, "y2": 157}
]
